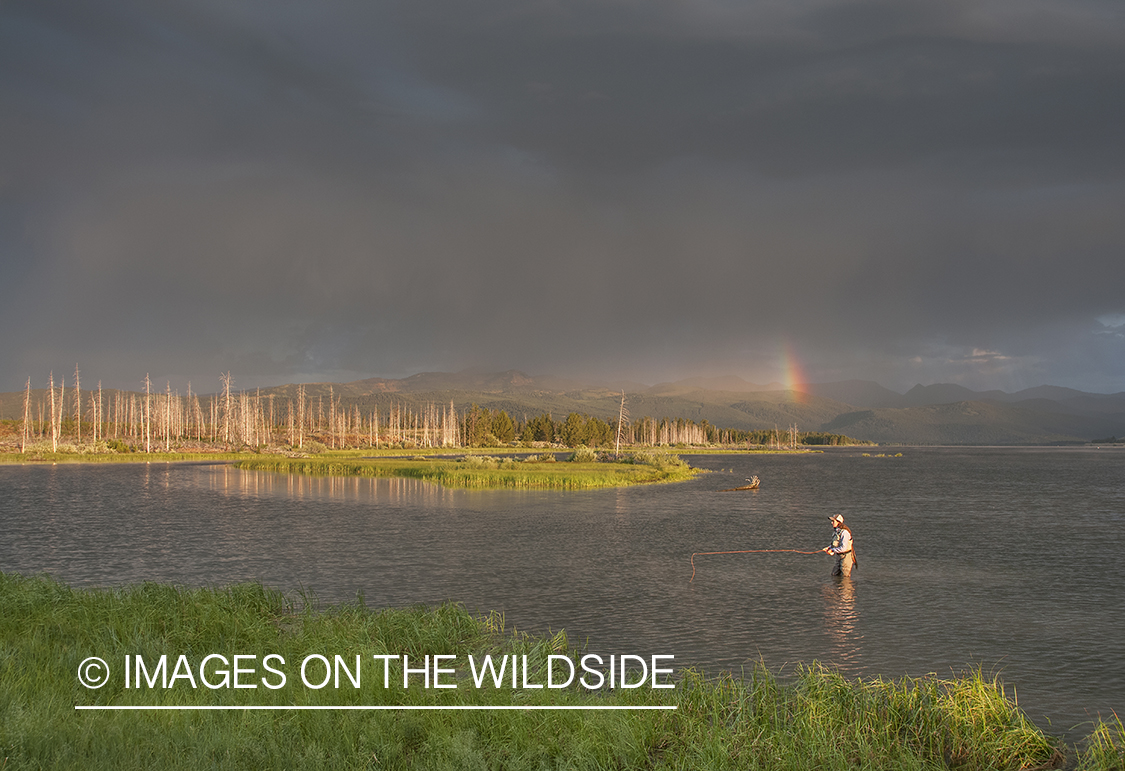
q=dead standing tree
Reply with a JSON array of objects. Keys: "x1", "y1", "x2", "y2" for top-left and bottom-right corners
[
  {"x1": 296, "y1": 383, "x2": 306, "y2": 449},
  {"x1": 143, "y1": 374, "x2": 152, "y2": 453},
  {"x1": 48, "y1": 372, "x2": 60, "y2": 452},
  {"x1": 615, "y1": 390, "x2": 629, "y2": 457},
  {"x1": 73, "y1": 365, "x2": 81, "y2": 443},
  {"x1": 21, "y1": 377, "x2": 31, "y2": 453},
  {"x1": 92, "y1": 381, "x2": 103, "y2": 443},
  {"x1": 220, "y1": 372, "x2": 233, "y2": 447}
]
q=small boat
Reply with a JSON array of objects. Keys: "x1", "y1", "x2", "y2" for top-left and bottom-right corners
[{"x1": 721, "y1": 475, "x2": 760, "y2": 491}]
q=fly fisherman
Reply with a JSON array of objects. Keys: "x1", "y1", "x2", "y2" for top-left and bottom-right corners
[{"x1": 823, "y1": 514, "x2": 856, "y2": 577}]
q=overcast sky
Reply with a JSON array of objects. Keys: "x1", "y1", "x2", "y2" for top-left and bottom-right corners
[{"x1": 2, "y1": 0, "x2": 1124, "y2": 395}]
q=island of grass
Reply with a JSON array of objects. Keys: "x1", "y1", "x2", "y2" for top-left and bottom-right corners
[
  {"x1": 0, "y1": 442, "x2": 700, "y2": 490},
  {"x1": 234, "y1": 448, "x2": 701, "y2": 490},
  {"x1": 4, "y1": 572, "x2": 1122, "y2": 770}
]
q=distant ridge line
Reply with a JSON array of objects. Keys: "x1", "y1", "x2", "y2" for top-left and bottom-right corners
[{"x1": 2, "y1": 369, "x2": 1123, "y2": 445}]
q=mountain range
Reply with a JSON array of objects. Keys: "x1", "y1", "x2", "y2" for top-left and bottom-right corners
[
  {"x1": 210, "y1": 370, "x2": 1125, "y2": 445},
  {"x1": 4, "y1": 370, "x2": 1123, "y2": 445}
]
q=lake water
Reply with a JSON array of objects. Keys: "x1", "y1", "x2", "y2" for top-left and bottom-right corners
[{"x1": 2, "y1": 447, "x2": 1122, "y2": 740}]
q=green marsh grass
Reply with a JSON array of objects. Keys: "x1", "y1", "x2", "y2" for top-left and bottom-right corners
[
  {"x1": 0, "y1": 445, "x2": 699, "y2": 488},
  {"x1": 3, "y1": 572, "x2": 1113, "y2": 769},
  {"x1": 1078, "y1": 715, "x2": 1125, "y2": 771},
  {"x1": 233, "y1": 451, "x2": 698, "y2": 490}
]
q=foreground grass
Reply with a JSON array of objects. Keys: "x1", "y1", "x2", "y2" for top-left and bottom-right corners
[
  {"x1": 4, "y1": 574, "x2": 1122, "y2": 770},
  {"x1": 233, "y1": 452, "x2": 699, "y2": 489}
]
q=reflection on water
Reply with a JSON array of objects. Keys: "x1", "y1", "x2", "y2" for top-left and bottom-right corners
[
  {"x1": 204, "y1": 464, "x2": 458, "y2": 507},
  {"x1": 821, "y1": 577, "x2": 861, "y2": 666},
  {"x1": 1, "y1": 448, "x2": 1123, "y2": 741}
]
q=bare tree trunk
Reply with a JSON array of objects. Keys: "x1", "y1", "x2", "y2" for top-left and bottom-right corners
[
  {"x1": 220, "y1": 372, "x2": 232, "y2": 447},
  {"x1": 240, "y1": 390, "x2": 251, "y2": 447},
  {"x1": 21, "y1": 377, "x2": 31, "y2": 453},
  {"x1": 615, "y1": 390, "x2": 629, "y2": 457},
  {"x1": 297, "y1": 384, "x2": 306, "y2": 449},
  {"x1": 192, "y1": 393, "x2": 202, "y2": 442},
  {"x1": 58, "y1": 377, "x2": 65, "y2": 447},
  {"x1": 73, "y1": 364, "x2": 81, "y2": 444},
  {"x1": 143, "y1": 374, "x2": 152, "y2": 453},
  {"x1": 287, "y1": 399, "x2": 295, "y2": 446},
  {"x1": 165, "y1": 381, "x2": 173, "y2": 451},
  {"x1": 48, "y1": 372, "x2": 58, "y2": 452}
]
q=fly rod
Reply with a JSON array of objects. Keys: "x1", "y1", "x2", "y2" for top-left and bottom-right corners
[{"x1": 690, "y1": 549, "x2": 821, "y2": 581}]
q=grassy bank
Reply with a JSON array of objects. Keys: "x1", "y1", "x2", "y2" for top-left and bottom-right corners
[
  {"x1": 3, "y1": 573, "x2": 1122, "y2": 770},
  {"x1": 0, "y1": 447, "x2": 700, "y2": 489},
  {"x1": 233, "y1": 451, "x2": 699, "y2": 490},
  {"x1": 0, "y1": 450, "x2": 250, "y2": 464}
]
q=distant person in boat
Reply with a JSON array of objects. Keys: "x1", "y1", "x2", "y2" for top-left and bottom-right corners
[{"x1": 823, "y1": 514, "x2": 856, "y2": 577}]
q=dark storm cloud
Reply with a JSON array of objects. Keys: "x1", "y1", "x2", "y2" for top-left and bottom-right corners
[
  {"x1": 1, "y1": 0, "x2": 1123, "y2": 393},
  {"x1": 387, "y1": 0, "x2": 1125, "y2": 170}
]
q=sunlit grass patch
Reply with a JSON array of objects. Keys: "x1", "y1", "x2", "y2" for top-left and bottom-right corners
[
  {"x1": 234, "y1": 452, "x2": 699, "y2": 489},
  {"x1": 1078, "y1": 714, "x2": 1125, "y2": 771},
  {"x1": 3, "y1": 573, "x2": 1110, "y2": 770}
]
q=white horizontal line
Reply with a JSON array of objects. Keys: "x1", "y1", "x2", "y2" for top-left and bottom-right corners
[{"x1": 75, "y1": 705, "x2": 677, "y2": 711}]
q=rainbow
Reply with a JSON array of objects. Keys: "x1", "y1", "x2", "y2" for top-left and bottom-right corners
[{"x1": 779, "y1": 343, "x2": 809, "y2": 403}]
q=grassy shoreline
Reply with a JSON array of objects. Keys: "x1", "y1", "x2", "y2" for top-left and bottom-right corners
[
  {"x1": 2, "y1": 573, "x2": 1122, "y2": 770},
  {"x1": 0, "y1": 448, "x2": 703, "y2": 489},
  {"x1": 0, "y1": 444, "x2": 813, "y2": 465},
  {"x1": 0, "y1": 451, "x2": 250, "y2": 464},
  {"x1": 233, "y1": 451, "x2": 699, "y2": 489}
]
